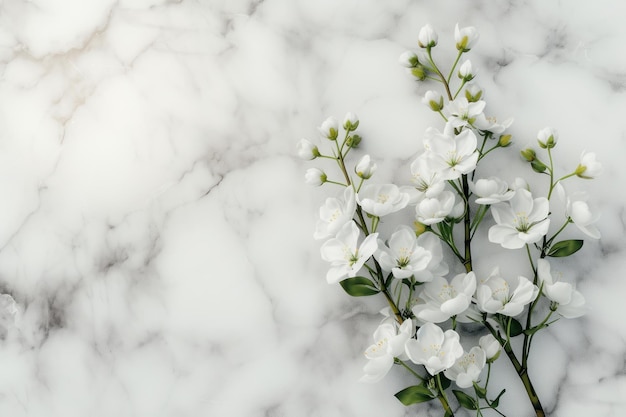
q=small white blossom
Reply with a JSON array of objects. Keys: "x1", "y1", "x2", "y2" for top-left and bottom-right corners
[
  {"x1": 377, "y1": 226, "x2": 432, "y2": 279},
  {"x1": 357, "y1": 184, "x2": 411, "y2": 217},
  {"x1": 464, "y1": 83, "x2": 483, "y2": 102},
  {"x1": 361, "y1": 319, "x2": 414, "y2": 383},
  {"x1": 343, "y1": 112, "x2": 359, "y2": 131},
  {"x1": 423, "y1": 128, "x2": 478, "y2": 180},
  {"x1": 470, "y1": 177, "x2": 514, "y2": 205},
  {"x1": 446, "y1": 97, "x2": 487, "y2": 129},
  {"x1": 304, "y1": 167, "x2": 326, "y2": 186},
  {"x1": 296, "y1": 138, "x2": 320, "y2": 160},
  {"x1": 479, "y1": 334, "x2": 501, "y2": 362},
  {"x1": 418, "y1": 24, "x2": 438, "y2": 48},
  {"x1": 537, "y1": 127, "x2": 558, "y2": 148},
  {"x1": 458, "y1": 60, "x2": 475, "y2": 81},
  {"x1": 423, "y1": 90, "x2": 444, "y2": 112},
  {"x1": 444, "y1": 346, "x2": 486, "y2": 388},
  {"x1": 412, "y1": 232, "x2": 449, "y2": 282},
  {"x1": 405, "y1": 323, "x2": 464, "y2": 375},
  {"x1": 537, "y1": 259, "x2": 586, "y2": 318},
  {"x1": 314, "y1": 186, "x2": 357, "y2": 240},
  {"x1": 476, "y1": 269, "x2": 538, "y2": 317},
  {"x1": 412, "y1": 272, "x2": 477, "y2": 323},
  {"x1": 576, "y1": 151, "x2": 602, "y2": 179},
  {"x1": 415, "y1": 190, "x2": 456, "y2": 225},
  {"x1": 355, "y1": 155, "x2": 377, "y2": 179},
  {"x1": 488, "y1": 189, "x2": 550, "y2": 249},
  {"x1": 399, "y1": 50, "x2": 419, "y2": 68},
  {"x1": 557, "y1": 185, "x2": 601, "y2": 239},
  {"x1": 318, "y1": 116, "x2": 339, "y2": 140},
  {"x1": 410, "y1": 154, "x2": 446, "y2": 198},
  {"x1": 455, "y1": 23, "x2": 479, "y2": 51},
  {"x1": 473, "y1": 115, "x2": 514, "y2": 134},
  {"x1": 320, "y1": 221, "x2": 378, "y2": 284}
]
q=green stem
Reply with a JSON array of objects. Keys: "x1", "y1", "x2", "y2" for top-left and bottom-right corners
[
  {"x1": 462, "y1": 174, "x2": 473, "y2": 272},
  {"x1": 436, "y1": 373, "x2": 456, "y2": 417}
]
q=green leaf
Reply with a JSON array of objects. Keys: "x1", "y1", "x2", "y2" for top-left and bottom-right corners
[
  {"x1": 473, "y1": 382, "x2": 487, "y2": 399},
  {"x1": 453, "y1": 390, "x2": 478, "y2": 410},
  {"x1": 507, "y1": 317, "x2": 524, "y2": 337},
  {"x1": 438, "y1": 374, "x2": 452, "y2": 391},
  {"x1": 547, "y1": 239, "x2": 584, "y2": 257},
  {"x1": 394, "y1": 384, "x2": 435, "y2": 406},
  {"x1": 339, "y1": 277, "x2": 380, "y2": 297},
  {"x1": 530, "y1": 159, "x2": 547, "y2": 173},
  {"x1": 490, "y1": 389, "x2": 506, "y2": 408}
]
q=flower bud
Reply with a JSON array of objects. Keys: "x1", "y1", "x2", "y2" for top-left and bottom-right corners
[
  {"x1": 422, "y1": 90, "x2": 444, "y2": 112},
  {"x1": 296, "y1": 138, "x2": 320, "y2": 160},
  {"x1": 455, "y1": 23, "x2": 479, "y2": 52},
  {"x1": 413, "y1": 221, "x2": 427, "y2": 236},
  {"x1": 409, "y1": 65, "x2": 427, "y2": 81},
  {"x1": 531, "y1": 159, "x2": 547, "y2": 173},
  {"x1": 458, "y1": 60, "x2": 475, "y2": 81},
  {"x1": 479, "y1": 334, "x2": 501, "y2": 363},
  {"x1": 346, "y1": 134, "x2": 361, "y2": 148},
  {"x1": 343, "y1": 112, "x2": 359, "y2": 131},
  {"x1": 318, "y1": 117, "x2": 339, "y2": 140},
  {"x1": 418, "y1": 24, "x2": 438, "y2": 48},
  {"x1": 304, "y1": 168, "x2": 327, "y2": 186},
  {"x1": 464, "y1": 83, "x2": 483, "y2": 102},
  {"x1": 355, "y1": 155, "x2": 377, "y2": 179},
  {"x1": 537, "y1": 127, "x2": 558, "y2": 149},
  {"x1": 399, "y1": 50, "x2": 419, "y2": 68},
  {"x1": 575, "y1": 151, "x2": 602, "y2": 179},
  {"x1": 498, "y1": 134, "x2": 512, "y2": 147},
  {"x1": 520, "y1": 148, "x2": 536, "y2": 162}
]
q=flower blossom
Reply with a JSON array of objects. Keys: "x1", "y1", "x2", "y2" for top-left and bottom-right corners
[
  {"x1": 377, "y1": 226, "x2": 432, "y2": 279},
  {"x1": 343, "y1": 112, "x2": 359, "y2": 131},
  {"x1": 537, "y1": 259, "x2": 586, "y2": 318},
  {"x1": 320, "y1": 221, "x2": 378, "y2": 284},
  {"x1": 418, "y1": 24, "x2": 438, "y2": 48},
  {"x1": 475, "y1": 268, "x2": 538, "y2": 317},
  {"x1": 537, "y1": 127, "x2": 558, "y2": 149},
  {"x1": 458, "y1": 60, "x2": 475, "y2": 81},
  {"x1": 355, "y1": 155, "x2": 377, "y2": 179},
  {"x1": 314, "y1": 186, "x2": 357, "y2": 240},
  {"x1": 576, "y1": 151, "x2": 602, "y2": 179},
  {"x1": 423, "y1": 127, "x2": 478, "y2": 180},
  {"x1": 444, "y1": 346, "x2": 486, "y2": 388},
  {"x1": 357, "y1": 184, "x2": 411, "y2": 217},
  {"x1": 455, "y1": 23, "x2": 479, "y2": 51},
  {"x1": 360, "y1": 319, "x2": 414, "y2": 383},
  {"x1": 413, "y1": 232, "x2": 449, "y2": 283},
  {"x1": 557, "y1": 186, "x2": 600, "y2": 239},
  {"x1": 318, "y1": 116, "x2": 339, "y2": 140},
  {"x1": 304, "y1": 168, "x2": 326, "y2": 186},
  {"x1": 479, "y1": 334, "x2": 501, "y2": 362},
  {"x1": 445, "y1": 97, "x2": 487, "y2": 129},
  {"x1": 410, "y1": 154, "x2": 446, "y2": 198},
  {"x1": 296, "y1": 138, "x2": 320, "y2": 160},
  {"x1": 415, "y1": 190, "x2": 456, "y2": 225},
  {"x1": 423, "y1": 90, "x2": 444, "y2": 112},
  {"x1": 488, "y1": 189, "x2": 550, "y2": 249},
  {"x1": 470, "y1": 177, "x2": 514, "y2": 205},
  {"x1": 405, "y1": 322, "x2": 464, "y2": 375},
  {"x1": 412, "y1": 272, "x2": 477, "y2": 323}
]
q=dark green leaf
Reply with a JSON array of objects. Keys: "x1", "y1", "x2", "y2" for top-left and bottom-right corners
[
  {"x1": 506, "y1": 317, "x2": 524, "y2": 337},
  {"x1": 394, "y1": 384, "x2": 435, "y2": 406},
  {"x1": 490, "y1": 389, "x2": 506, "y2": 408},
  {"x1": 473, "y1": 382, "x2": 487, "y2": 399},
  {"x1": 530, "y1": 160, "x2": 547, "y2": 173},
  {"x1": 453, "y1": 390, "x2": 478, "y2": 410},
  {"x1": 339, "y1": 276, "x2": 380, "y2": 297},
  {"x1": 438, "y1": 374, "x2": 451, "y2": 391},
  {"x1": 547, "y1": 239, "x2": 584, "y2": 257}
]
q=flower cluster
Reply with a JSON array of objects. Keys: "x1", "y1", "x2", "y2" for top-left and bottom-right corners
[{"x1": 299, "y1": 23, "x2": 601, "y2": 417}]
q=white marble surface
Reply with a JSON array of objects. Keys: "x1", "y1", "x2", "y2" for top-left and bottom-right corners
[{"x1": 0, "y1": 0, "x2": 624, "y2": 416}]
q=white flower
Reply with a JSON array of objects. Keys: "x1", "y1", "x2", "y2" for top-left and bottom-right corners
[
  {"x1": 464, "y1": 83, "x2": 483, "y2": 102},
  {"x1": 405, "y1": 323, "x2": 464, "y2": 375},
  {"x1": 537, "y1": 127, "x2": 558, "y2": 148},
  {"x1": 444, "y1": 346, "x2": 486, "y2": 388},
  {"x1": 488, "y1": 189, "x2": 550, "y2": 249},
  {"x1": 399, "y1": 50, "x2": 419, "y2": 68},
  {"x1": 355, "y1": 155, "x2": 377, "y2": 179},
  {"x1": 296, "y1": 138, "x2": 320, "y2": 160},
  {"x1": 563, "y1": 190, "x2": 600, "y2": 239},
  {"x1": 304, "y1": 167, "x2": 326, "y2": 186},
  {"x1": 410, "y1": 154, "x2": 446, "y2": 198},
  {"x1": 479, "y1": 334, "x2": 501, "y2": 362},
  {"x1": 413, "y1": 232, "x2": 449, "y2": 283},
  {"x1": 343, "y1": 112, "x2": 359, "y2": 131},
  {"x1": 423, "y1": 90, "x2": 444, "y2": 112},
  {"x1": 361, "y1": 319, "x2": 414, "y2": 383},
  {"x1": 314, "y1": 186, "x2": 357, "y2": 240},
  {"x1": 320, "y1": 221, "x2": 378, "y2": 284},
  {"x1": 470, "y1": 177, "x2": 514, "y2": 205},
  {"x1": 415, "y1": 191, "x2": 455, "y2": 225},
  {"x1": 455, "y1": 23, "x2": 479, "y2": 51},
  {"x1": 318, "y1": 116, "x2": 339, "y2": 140},
  {"x1": 377, "y1": 226, "x2": 432, "y2": 279},
  {"x1": 473, "y1": 115, "x2": 514, "y2": 135},
  {"x1": 576, "y1": 151, "x2": 602, "y2": 179},
  {"x1": 476, "y1": 269, "x2": 538, "y2": 317},
  {"x1": 423, "y1": 128, "x2": 478, "y2": 180},
  {"x1": 412, "y1": 272, "x2": 477, "y2": 323},
  {"x1": 458, "y1": 60, "x2": 475, "y2": 81},
  {"x1": 446, "y1": 97, "x2": 486, "y2": 129},
  {"x1": 537, "y1": 259, "x2": 586, "y2": 318},
  {"x1": 357, "y1": 184, "x2": 411, "y2": 217},
  {"x1": 418, "y1": 24, "x2": 438, "y2": 48}
]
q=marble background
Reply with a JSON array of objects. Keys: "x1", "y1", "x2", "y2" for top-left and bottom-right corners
[{"x1": 0, "y1": 0, "x2": 624, "y2": 416}]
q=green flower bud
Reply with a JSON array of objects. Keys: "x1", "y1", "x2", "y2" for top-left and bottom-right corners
[
  {"x1": 498, "y1": 134, "x2": 512, "y2": 147},
  {"x1": 520, "y1": 148, "x2": 536, "y2": 162},
  {"x1": 346, "y1": 134, "x2": 361, "y2": 148},
  {"x1": 531, "y1": 159, "x2": 547, "y2": 173},
  {"x1": 410, "y1": 65, "x2": 426, "y2": 81}
]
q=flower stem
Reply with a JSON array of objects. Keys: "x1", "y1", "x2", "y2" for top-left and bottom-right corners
[
  {"x1": 462, "y1": 174, "x2": 473, "y2": 272},
  {"x1": 436, "y1": 373, "x2": 456, "y2": 417}
]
